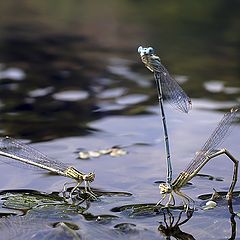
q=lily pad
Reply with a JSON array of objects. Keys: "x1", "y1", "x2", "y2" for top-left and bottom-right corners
[
  {"x1": 0, "y1": 190, "x2": 65, "y2": 211},
  {"x1": 198, "y1": 190, "x2": 240, "y2": 201},
  {"x1": 111, "y1": 203, "x2": 184, "y2": 218}
]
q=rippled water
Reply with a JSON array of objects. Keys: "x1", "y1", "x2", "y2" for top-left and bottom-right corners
[{"x1": 0, "y1": 1, "x2": 239, "y2": 239}]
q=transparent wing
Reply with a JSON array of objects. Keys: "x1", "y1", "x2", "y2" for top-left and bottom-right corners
[
  {"x1": 0, "y1": 137, "x2": 68, "y2": 172},
  {"x1": 142, "y1": 54, "x2": 192, "y2": 113},
  {"x1": 184, "y1": 107, "x2": 238, "y2": 175},
  {"x1": 155, "y1": 71, "x2": 192, "y2": 113}
]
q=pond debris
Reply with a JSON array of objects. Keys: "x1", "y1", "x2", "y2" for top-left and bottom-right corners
[
  {"x1": 203, "y1": 200, "x2": 217, "y2": 210},
  {"x1": 78, "y1": 146, "x2": 127, "y2": 159}
]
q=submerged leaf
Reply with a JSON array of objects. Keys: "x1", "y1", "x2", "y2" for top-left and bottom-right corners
[
  {"x1": 50, "y1": 222, "x2": 82, "y2": 240},
  {"x1": 0, "y1": 211, "x2": 83, "y2": 240},
  {"x1": 114, "y1": 222, "x2": 137, "y2": 233}
]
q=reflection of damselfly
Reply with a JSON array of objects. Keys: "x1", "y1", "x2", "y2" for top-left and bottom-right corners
[
  {"x1": 138, "y1": 46, "x2": 191, "y2": 189},
  {"x1": 158, "y1": 107, "x2": 239, "y2": 208},
  {"x1": 0, "y1": 137, "x2": 96, "y2": 201},
  {"x1": 158, "y1": 208, "x2": 194, "y2": 239}
]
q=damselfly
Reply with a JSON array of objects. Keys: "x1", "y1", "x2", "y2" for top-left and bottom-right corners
[
  {"x1": 138, "y1": 46, "x2": 192, "y2": 189},
  {"x1": 0, "y1": 137, "x2": 96, "y2": 201},
  {"x1": 158, "y1": 107, "x2": 239, "y2": 208}
]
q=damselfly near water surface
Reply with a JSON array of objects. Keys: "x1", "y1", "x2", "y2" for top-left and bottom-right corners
[
  {"x1": 138, "y1": 46, "x2": 239, "y2": 209},
  {"x1": 138, "y1": 46, "x2": 191, "y2": 191},
  {"x1": 158, "y1": 107, "x2": 239, "y2": 208},
  {"x1": 0, "y1": 136, "x2": 96, "y2": 202}
]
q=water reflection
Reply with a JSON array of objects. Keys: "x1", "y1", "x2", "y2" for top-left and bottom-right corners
[
  {"x1": 158, "y1": 208, "x2": 194, "y2": 240},
  {"x1": 0, "y1": 1, "x2": 239, "y2": 141},
  {"x1": 228, "y1": 199, "x2": 237, "y2": 240},
  {"x1": 0, "y1": 33, "x2": 155, "y2": 140},
  {"x1": 0, "y1": 66, "x2": 25, "y2": 81},
  {"x1": 157, "y1": 198, "x2": 238, "y2": 240}
]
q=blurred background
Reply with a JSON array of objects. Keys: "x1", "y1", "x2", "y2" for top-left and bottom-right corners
[{"x1": 0, "y1": 0, "x2": 239, "y2": 141}]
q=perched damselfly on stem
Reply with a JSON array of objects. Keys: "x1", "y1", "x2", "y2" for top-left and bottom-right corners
[
  {"x1": 158, "y1": 107, "x2": 239, "y2": 208},
  {"x1": 138, "y1": 46, "x2": 192, "y2": 189},
  {"x1": 0, "y1": 137, "x2": 96, "y2": 202}
]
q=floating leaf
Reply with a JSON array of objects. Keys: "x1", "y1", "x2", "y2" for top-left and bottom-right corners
[
  {"x1": 111, "y1": 203, "x2": 183, "y2": 218},
  {"x1": 198, "y1": 190, "x2": 240, "y2": 200},
  {"x1": 93, "y1": 214, "x2": 119, "y2": 224},
  {"x1": 1, "y1": 190, "x2": 64, "y2": 211}
]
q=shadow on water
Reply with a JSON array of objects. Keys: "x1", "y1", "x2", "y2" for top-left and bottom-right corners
[
  {"x1": 0, "y1": 33, "x2": 105, "y2": 140},
  {"x1": 0, "y1": 31, "x2": 156, "y2": 140}
]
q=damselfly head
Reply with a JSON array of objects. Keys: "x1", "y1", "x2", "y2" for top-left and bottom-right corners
[
  {"x1": 83, "y1": 172, "x2": 95, "y2": 182},
  {"x1": 138, "y1": 46, "x2": 154, "y2": 56},
  {"x1": 159, "y1": 183, "x2": 172, "y2": 194},
  {"x1": 230, "y1": 107, "x2": 239, "y2": 113}
]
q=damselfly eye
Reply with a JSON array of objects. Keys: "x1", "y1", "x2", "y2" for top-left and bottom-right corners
[
  {"x1": 137, "y1": 46, "x2": 143, "y2": 53},
  {"x1": 147, "y1": 47, "x2": 154, "y2": 54}
]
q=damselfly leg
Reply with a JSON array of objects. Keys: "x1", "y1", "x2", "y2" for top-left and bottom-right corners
[
  {"x1": 0, "y1": 137, "x2": 97, "y2": 204},
  {"x1": 158, "y1": 108, "x2": 239, "y2": 209},
  {"x1": 187, "y1": 148, "x2": 238, "y2": 200}
]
